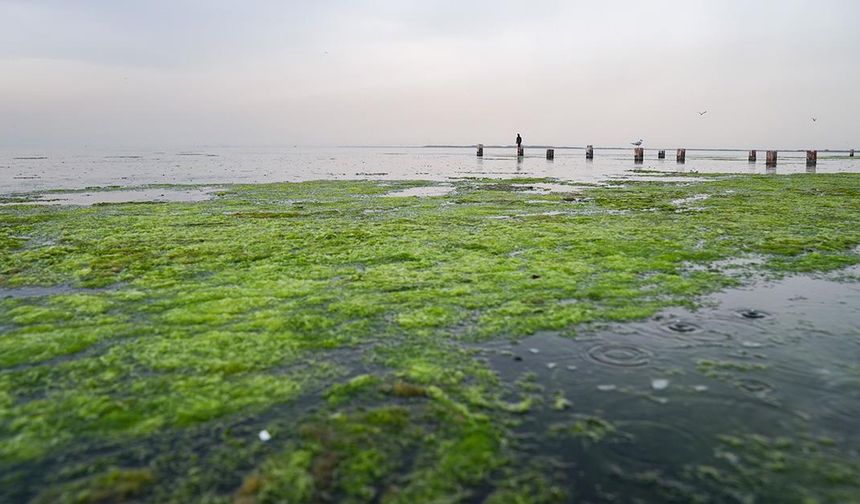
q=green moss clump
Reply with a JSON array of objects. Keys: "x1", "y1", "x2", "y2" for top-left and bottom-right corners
[
  {"x1": 551, "y1": 416, "x2": 616, "y2": 443},
  {"x1": 33, "y1": 467, "x2": 154, "y2": 504},
  {"x1": 697, "y1": 359, "x2": 768, "y2": 378}
]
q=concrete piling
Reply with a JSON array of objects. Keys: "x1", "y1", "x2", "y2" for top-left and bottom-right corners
[
  {"x1": 657, "y1": 150, "x2": 666, "y2": 159},
  {"x1": 634, "y1": 148, "x2": 644, "y2": 163},
  {"x1": 749, "y1": 150, "x2": 757, "y2": 162},
  {"x1": 676, "y1": 149, "x2": 686, "y2": 163},
  {"x1": 806, "y1": 150, "x2": 817, "y2": 166},
  {"x1": 766, "y1": 151, "x2": 778, "y2": 167},
  {"x1": 586, "y1": 145, "x2": 594, "y2": 160},
  {"x1": 546, "y1": 149, "x2": 555, "y2": 160},
  {"x1": 476, "y1": 144, "x2": 483, "y2": 157}
]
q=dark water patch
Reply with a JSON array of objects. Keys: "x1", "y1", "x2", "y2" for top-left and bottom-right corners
[
  {"x1": 817, "y1": 377, "x2": 860, "y2": 424},
  {"x1": 608, "y1": 420, "x2": 708, "y2": 467},
  {"x1": 479, "y1": 271, "x2": 860, "y2": 500}
]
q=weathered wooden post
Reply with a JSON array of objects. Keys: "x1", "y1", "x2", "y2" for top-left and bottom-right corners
[
  {"x1": 766, "y1": 150, "x2": 778, "y2": 167},
  {"x1": 517, "y1": 146, "x2": 524, "y2": 157},
  {"x1": 806, "y1": 150, "x2": 817, "y2": 166},
  {"x1": 851, "y1": 149, "x2": 855, "y2": 157},
  {"x1": 546, "y1": 149, "x2": 555, "y2": 160},
  {"x1": 749, "y1": 150, "x2": 757, "y2": 162},
  {"x1": 676, "y1": 149, "x2": 686, "y2": 163},
  {"x1": 586, "y1": 145, "x2": 594, "y2": 160},
  {"x1": 657, "y1": 150, "x2": 666, "y2": 159},
  {"x1": 634, "y1": 148, "x2": 644, "y2": 163},
  {"x1": 476, "y1": 144, "x2": 483, "y2": 157}
]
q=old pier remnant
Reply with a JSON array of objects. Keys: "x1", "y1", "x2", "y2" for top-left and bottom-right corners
[
  {"x1": 749, "y1": 150, "x2": 757, "y2": 162},
  {"x1": 476, "y1": 144, "x2": 483, "y2": 157},
  {"x1": 657, "y1": 150, "x2": 666, "y2": 159},
  {"x1": 806, "y1": 150, "x2": 817, "y2": 166},
  {"x1": 634, "y1": 148, "x2": 644, "y2": 163},
  {"x1": 766, "y1": 151, "x2": 778, "y2": 167},
  {"x1": 546, "y1": 149, "x2": 555, "y2": 160},
  {"x1": 586, "y1": 145, "x2": 594, "y2": 159},
  {"x1": 676, "y1": 149, "x2": 686, "y2": 163}
]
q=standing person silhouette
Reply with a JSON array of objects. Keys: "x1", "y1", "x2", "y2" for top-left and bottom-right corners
[{"x1": 516, "y1": 133, "x2": 522, "y2": 149}]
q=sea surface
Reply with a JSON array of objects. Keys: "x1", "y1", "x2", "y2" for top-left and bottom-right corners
[{"x1": 2, "y1": 146, "x2": 858, "y2": 195}]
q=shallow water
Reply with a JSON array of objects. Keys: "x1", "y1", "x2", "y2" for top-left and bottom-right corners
[
  {"x1": 480, "y1": 268, "x2": 860, "y2": 501},
  {"x1": 2, "y1": 146, "x2": 858, "y2": 194},
  {"x1": 1, "y1": 187, "x2": 217, "y2": 206},
  {"x1": 383, "y1": 185, "x2": 455, "y2": 197}
]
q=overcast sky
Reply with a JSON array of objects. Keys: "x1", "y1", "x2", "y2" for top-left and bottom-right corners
[{"x1": 1, "y1": 0, "x2": 858, "y2": 149}]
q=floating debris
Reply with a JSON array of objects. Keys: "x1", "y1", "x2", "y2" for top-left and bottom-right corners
[
  {"x1": 553, "y1": 393, "x2": 573, "y2": 411},
  {"x1": 651, "y1": 379, "x2": 670, "y2": 391},
  {"x1": 258, "y1": 430, "x2": 272, "y2": 442}
]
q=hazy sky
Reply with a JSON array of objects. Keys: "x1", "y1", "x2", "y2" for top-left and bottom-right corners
[{"x1": 1, "y1": 0, "x2": 858, "y2": 149}]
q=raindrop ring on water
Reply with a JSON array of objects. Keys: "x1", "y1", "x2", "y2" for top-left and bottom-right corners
[
  {"x1": 735, "y1": 309, "x2": 771, "y2": 320},
  {"x1": 736, "y1": 378, "x2": 775, "y2": 396},
  {"x1": 665, "y1": 321, "x2": 702, "y2": 334},
  {"x1": 586, "y1": 344, "x2": 652, "y2": 367}
]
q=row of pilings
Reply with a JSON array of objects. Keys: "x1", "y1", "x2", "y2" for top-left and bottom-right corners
[{"x1": 475, "y1": 145, "x2": 855, "y2": 166}]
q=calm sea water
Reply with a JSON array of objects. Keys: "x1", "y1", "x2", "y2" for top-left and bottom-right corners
[{"x1": 2, "y1": 146, "x2": 858, "y2": 194}]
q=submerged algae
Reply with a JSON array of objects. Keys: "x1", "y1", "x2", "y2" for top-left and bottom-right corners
[{"x1": 2, "y1": 174, "x2": 860, "y2": 502}]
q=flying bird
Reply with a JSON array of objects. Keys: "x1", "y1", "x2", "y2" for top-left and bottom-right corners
[
  {"x1": 811, "y1": 117, "x2": 817, "y2": 123},
  {"x1": 698, "y1": 110, "x2": 708, "y2": 116},
  {"x1": 631, "y1": 139, "x2": 643, "y2": 147}
]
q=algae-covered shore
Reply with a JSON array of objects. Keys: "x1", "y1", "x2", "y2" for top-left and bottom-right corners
[{"x1": 2, "y1": 174, "x2": 860, "y2": 503}]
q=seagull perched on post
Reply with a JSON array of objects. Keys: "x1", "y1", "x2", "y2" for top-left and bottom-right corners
[
  {"x1": 698, "y1": 110, "x2": 708, "y2": 116},
  {"x1": 631, "y1": 139, "x2": 643, "y2": 147}
]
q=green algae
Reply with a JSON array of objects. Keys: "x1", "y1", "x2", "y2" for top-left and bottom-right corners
[
  {"x1": 705, "y1": 434, "x2": 860, "y2": 503},
  {"x1": 551, "y1": 416, "x2": 616, "y2": 443},
  {"x1": 33, "y1": 467, "x2": 154, "y2": 504},
  {"x1": 2, "y1": 174, "x2": 860, "y2": 501},
  {"x1": 696, "y1": 358, "x2": 768, "y2": 379}
]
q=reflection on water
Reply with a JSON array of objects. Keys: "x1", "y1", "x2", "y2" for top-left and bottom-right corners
[
  {"x1": 2, "y1": 187, "x2": 218, "y2": 206},
  {"x1": 2, "y1": 147, "x2": 859, "y2": 194},
  {"x1": 481, "y1": 268, "x2": 860, "y2": 501},
  {"x1": 383, "y1": 185, "x2": 455, "y2": 198}
]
